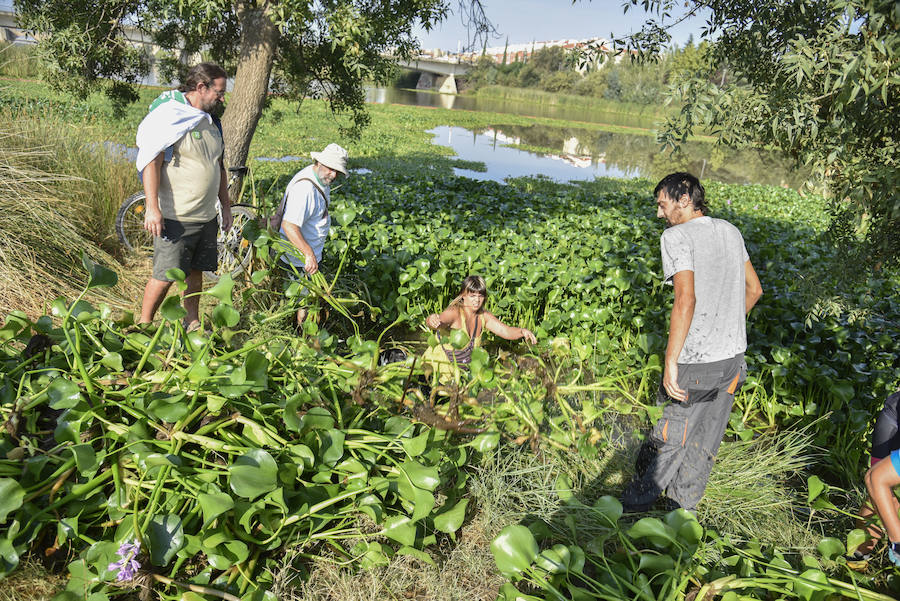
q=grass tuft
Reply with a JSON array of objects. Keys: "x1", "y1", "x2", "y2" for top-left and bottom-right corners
[{"x1": 0, "y1": 110, "x2": 143, "y2": 317}]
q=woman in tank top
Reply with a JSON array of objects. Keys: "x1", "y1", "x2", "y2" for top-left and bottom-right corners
[{"x1": 424, "y1": 275, "x2": 537, "y2": 371}]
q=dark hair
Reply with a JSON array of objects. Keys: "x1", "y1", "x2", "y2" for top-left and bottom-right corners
[
  {"x1": 653, "y1": 172, "x2": 708, "y2": 215},
  {"x1": 454, "y1": 275, "x2": 488, "y2": 309},
  {"x1": 178, "y1": 63, "x2": 228, "y2": 93}
]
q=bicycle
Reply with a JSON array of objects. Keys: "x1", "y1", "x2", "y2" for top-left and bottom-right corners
[{"x1": 115, "y1": 166, "x2": 256, "y2": 281}]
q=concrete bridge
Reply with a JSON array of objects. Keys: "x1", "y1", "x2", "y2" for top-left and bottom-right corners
[{"x1": 394, "y1": 56, "x2": 470, "y2": 94}]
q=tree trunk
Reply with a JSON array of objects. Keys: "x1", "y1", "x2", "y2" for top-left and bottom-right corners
[{"x1": 222, "y1": 0, "x2": 279, "y2": 199}]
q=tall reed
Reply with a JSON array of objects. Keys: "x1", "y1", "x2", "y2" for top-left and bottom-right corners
[{"x1": 0, "y1": 111, "x2": 143, "y2": 317}]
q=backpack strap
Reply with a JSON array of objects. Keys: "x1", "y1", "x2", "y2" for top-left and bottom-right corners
[{"x1": 269, "y1": 175, "x2": 327, "y2": 232}]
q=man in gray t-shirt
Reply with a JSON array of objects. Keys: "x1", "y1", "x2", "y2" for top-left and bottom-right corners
[{"x1": 621, "y1": 172, "x2": 763, "y2": 512}]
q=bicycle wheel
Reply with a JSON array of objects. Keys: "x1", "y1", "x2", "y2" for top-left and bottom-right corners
[
  {"x1": 116, "y1": 192, "x2": 154, "y2": 255},
  {"x1": 206, "y1": 204, "x2": 256, "y2": 281}
]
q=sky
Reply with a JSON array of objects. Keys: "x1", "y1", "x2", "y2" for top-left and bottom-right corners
[{"x1": 415, "y1": 0, "x2": 710, "y2": 52}]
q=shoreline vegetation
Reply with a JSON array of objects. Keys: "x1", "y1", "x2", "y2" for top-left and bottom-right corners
[{"x1": 0, "y1": 74, "x2": 898, "y2": 601}]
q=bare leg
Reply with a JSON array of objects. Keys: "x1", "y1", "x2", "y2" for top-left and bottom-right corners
[
  {"x1": 855, "y1": 500, "x2": 881, "y2": 555},
  {"x1": 865, "y1": 460, "x2": 900, "y2": 543},
  {"x1": 140, "y1": 278, "x2": 173, "y2": 323},
  {"x1": 183, "y1": 270, "x2": 203, "y2": 328}
]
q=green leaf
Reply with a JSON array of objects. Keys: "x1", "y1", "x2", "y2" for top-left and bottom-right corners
[
  {"x1": 816, "y1": 537, "x2": 844, "y2": 560},
  {"x1": 806, "y1": 475, "x2": 826, "y2": 504},
  {"x1": 638, "y1": 553, "x2": 675, "y2": 575},
  {"x1": 401, "y1": 431, "x2": 431, "y2": 457},
  {"x1": 164, "y1": 268, "x2": 186, "y2": 282},
  {"x1": 67, "y1": 444, "x2": 98, "y2": 475},
  {"x1": 229, "y1": 449, "x2": 279, "y2": 500},
  {"x1": 0, "y1": 312, "x2": 30, "y2": 341},
  {"x1": 146, "y1": 514, "x2": 185, "y2": 566},
  {"x1": 319, "y1": 429, "x2": 345, "y2": 467},
  {"x1": 333, "y1": 208, "x2": 357, "y2": 226},
  {"x1": 591, "y1": 496, "x2": 622, "y2": 527},
  {"x1": 470, "y1": 431, "x2": 500, "y2": 453},
  {"x1": 298, "y1": 407, "x2": 334, "y2": 433},
  {"x1": 496, "y1": 583, "x2": 542, "y2": 601},
  {"x1": 0, "y1": 479, "x2": 25, "y2": 523},
  {"x1": 47, "y1": 378, "x2": 82, "y2": 409},
  {"x1": 206, "y1": 274, "x2": 234, "y2": 304},
  {"x1": 0, "y1": 536, "x2": 20, "y2": 575},
  {"x1": 159, "y1": 295, "x2": 187, "y2": 322},
  {"x1": 448, "y1": 328, "x2": 469, "y2": 350},
  {"x1": 491, "y1": 525, "x2": 539, "y2": 580},
  {"x1": 198, "y1": 490, "x2": 235, "y2": 528},
  {"x1": 433, "y1": 498, "x2": 468, "y2": 533},
  {"x1": 212, "y1": 304, "x2": 240, "y2": 328},
  {"x1": 250, "y1": 269, "x2": 269, "y2": 285},
  {"x1": 147, "y1": 392, "x2": 191, "y2": 422},
  {"x1": 555, "y1": 473, "x2": 574, "y2": 503},
  {"x1": 534, "y1": 544, "x2": 571, "y2": 574},
  {"x1": 397, "y1": 461, "x2": 440, "y2": 491},
  {"x1": 100, "y1": 352, "x2": 123, "y2": 371},
  {"x1": 81, "y1": 253, "x2": 118, "y2": 289},
  {"x1": 395, "y1": 546, "x2": 435, "y2": 566},
  {"x1": 845, "y1": 529, "x2": 867, "y2": 555},
  {"x1": 627, "y1": 517, "x2": 677, "y2": 549},
  {"x1": 794, "y1": 568, "x2": 829, "y2": 601},
  {"x1": 381, "y1": 514, "x2": 416, "y2": 546}
]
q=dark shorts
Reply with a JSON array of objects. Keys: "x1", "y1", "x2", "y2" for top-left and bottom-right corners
[{"x1": 152, "y1": 218, "x2": 218, "y2": 281}]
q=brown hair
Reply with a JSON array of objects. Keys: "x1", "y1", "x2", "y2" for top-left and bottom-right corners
[
  {"x1": 452, "y1": 275, "x2": 488, "y2": 311},
  {"x1": 178, "y1": 62, "x2": 228, "y2": 93},
  {"x1": 654, "y1": 172, "x2": 708, "y2": 215}
]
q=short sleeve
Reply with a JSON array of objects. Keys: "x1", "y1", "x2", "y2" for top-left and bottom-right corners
[
  {"x1": 742, "y1": 242, "x2": 750, "y2": 263},
  {"x1": 660, "y1": 228, "x2": 693, "y2": 283},
  {"x1": 281, "y1": 180, "x2": 316, "y2": 227}
]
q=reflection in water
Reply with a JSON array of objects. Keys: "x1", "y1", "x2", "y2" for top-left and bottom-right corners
[
  {"x1": 430, "y1": 125, "x2": 811, "y2": 188},
  {"x1": 366, "y1": 86, "x2": 658, "y2": 129}
]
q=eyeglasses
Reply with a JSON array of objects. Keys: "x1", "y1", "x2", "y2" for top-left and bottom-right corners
[{"x1": 202, "y1": 82, "x2": 226, "y2": 98}]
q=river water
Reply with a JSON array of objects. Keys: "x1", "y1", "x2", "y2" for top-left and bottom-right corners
[{"x1": 366, "y1": 87, "x2": 810, "y2": 188}]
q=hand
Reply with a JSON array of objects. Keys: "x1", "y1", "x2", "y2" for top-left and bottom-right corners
[
  {"x1": 219, "y1": 204, "x2": 233, "y2": 233},
  {"x1": 520, "y1": 328, "x2": 537, "y2": 344},
  {"x1": 662, "y1": 361, "x2": 687, "y2": 402},
  {"x1": 144, "y1": 207, "x2": 163, "y2": 238},
  {"x1": 303, "y1": 254, "x2": 318, "y2": 274},
  {"x1": 426, "y1": 314, "x2": 441, "y2": 330}
]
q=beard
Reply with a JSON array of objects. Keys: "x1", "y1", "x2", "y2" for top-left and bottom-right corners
[{"x1": 208, "y1": 101, "x2": 225, "y2": 119}]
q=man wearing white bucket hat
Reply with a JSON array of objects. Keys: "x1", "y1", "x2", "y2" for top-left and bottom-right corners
[{"x1": 277, "y1": 143, "x2": 349, "y2": 323}]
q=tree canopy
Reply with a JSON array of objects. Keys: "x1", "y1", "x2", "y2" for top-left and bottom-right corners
[
  {"x1": 613, "y1": 0, "x2": 899, "y2": 270},
  {"x1": 14, "y1": 0, "x2": 463, "y2": 171}
]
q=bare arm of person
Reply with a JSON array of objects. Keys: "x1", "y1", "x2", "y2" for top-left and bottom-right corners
[
  {"x1": 484, "y1": 312, "x2": 537, "y2": 344},
  {"x1": 142, "y1": 153, "x2": 165, "y2": 237},
  {"x1": 218, "y1": 161, "x2": 232, "y2": 232},
  {"x1": 744, "y1": 260, "x2": 763, "y2": 314},
  {"x1": 865, "y1": 459, "x2": 900, "y2": 544},
  {"x1": 281, "y1": 221, "x2": 318, "y2": 274},
  {"x1": 426, "y1": 307, "x2": 459, "y2": 330},
  {"x1": 663, "y1": 269, "x2": 695, "y2": 402}
]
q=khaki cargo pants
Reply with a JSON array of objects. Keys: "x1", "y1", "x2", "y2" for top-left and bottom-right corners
[{"x1": 621, "y1": 353, "x2": 747, "y2": 511}]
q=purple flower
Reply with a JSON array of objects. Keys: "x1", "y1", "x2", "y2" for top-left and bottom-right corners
[
  {"x1": 727, "y1": 199, "x2": 732, "y2": 205},
  {"x1": 753, "y1": 204, "x2": 759, "y2": 209},
  {"x1": 108, "y1": 540, "x2": 141, "y2": 582}
]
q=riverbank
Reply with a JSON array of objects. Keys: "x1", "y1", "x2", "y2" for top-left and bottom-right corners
[{"x1": 470, "y1": 84, "x2": 673, "y2": 118}]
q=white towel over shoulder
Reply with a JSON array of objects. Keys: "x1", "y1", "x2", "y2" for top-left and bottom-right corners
[{"x1": 135, "y1": 94, "x2": 211, "y2": 175}]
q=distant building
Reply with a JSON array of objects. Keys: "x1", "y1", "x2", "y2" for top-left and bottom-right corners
[{"x1": 454, "y1": 37, "x2": 629, "y2": 69}]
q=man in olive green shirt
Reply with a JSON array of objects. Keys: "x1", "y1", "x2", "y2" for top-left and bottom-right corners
[{"x1": 135, "y1": 63, "x2": 232, "y2": 329}]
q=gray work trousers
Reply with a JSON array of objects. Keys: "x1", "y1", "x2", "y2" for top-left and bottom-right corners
[{"x1": 622, "y1": 353, "x2": 747, "y2": 511}]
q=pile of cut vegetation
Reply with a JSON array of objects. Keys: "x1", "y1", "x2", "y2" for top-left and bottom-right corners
[{"x1": 0, "y1": 112, "x2": 142, "y2": 317}]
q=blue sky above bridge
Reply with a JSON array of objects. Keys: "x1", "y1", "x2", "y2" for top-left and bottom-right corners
[{"x1": 415, "y1": 0, "x2": 710, "y2": 52}]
